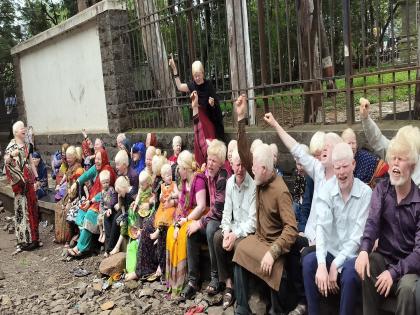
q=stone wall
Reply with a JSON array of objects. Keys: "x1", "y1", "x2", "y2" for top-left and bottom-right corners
[
  {"x1": 33, "y1": 124, "x2": 402, "y2": 175},
  {"x1": 97, "y1": 9, "x2": 135, "y2": 133}
]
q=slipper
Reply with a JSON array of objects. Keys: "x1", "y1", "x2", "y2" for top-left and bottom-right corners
[
  {"x1": 146, "y1": 273, "x2": 161, "y2": 282},
  {"x1": 205, "y1": 277, "x2": 220, "y2": 296},
  {"x1": 222, "y1": 287, "x2": 235, "y2": 310}
]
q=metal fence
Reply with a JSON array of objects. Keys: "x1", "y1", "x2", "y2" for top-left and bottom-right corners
[{"x1": 121, "y1": 0, "x2": 420, "y2": 130}]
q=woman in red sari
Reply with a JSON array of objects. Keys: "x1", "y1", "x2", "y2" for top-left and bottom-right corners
[{"x1": 4, "y1": 121, "x2": 40, "y2": 251}]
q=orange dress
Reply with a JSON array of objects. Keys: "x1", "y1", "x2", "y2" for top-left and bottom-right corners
[{"x1": 154, "y1": 181, "x2": 177, "y2": 228}]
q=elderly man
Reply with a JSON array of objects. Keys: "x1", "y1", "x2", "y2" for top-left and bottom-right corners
[
  {"x1": 359, "y1": 97, "x2": 420, "y2": 186},
  {"x1": 302, "y1": 142, "x2": 372, "y2": 315},
  {"x1": 180, "y1": 92, "x2": 229, "y2": 300},
  {"x1": 233, "y1": 95, "x2": 298, "y2": 315},
  {"x1": 213, "y1": 149, "x2": 256, "y2": 309},
  {"x1": 355, "y1": 126, "x2": 420, "y2": 315}
]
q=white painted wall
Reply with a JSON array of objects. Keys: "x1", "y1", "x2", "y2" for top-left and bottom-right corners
[{"x1": 19, "y1": 20, "x2": 109, "y2": 134}]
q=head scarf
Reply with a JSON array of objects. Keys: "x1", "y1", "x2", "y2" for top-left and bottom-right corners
[{"x1": 131, "y1": 142, "x2": 146, "y2": 175}]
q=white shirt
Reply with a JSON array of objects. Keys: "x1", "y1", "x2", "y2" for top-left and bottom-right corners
[
  {"x1": 291, "y1": 143, "x2": 327, "y2": 243},
  {"x1": 220, "y1": 172, "x2": 256, "y2": 238},
  {"x1": 362, "y1": 116, "x2": 420, "y2": 186},
  {"x1": 315, "y1": 177, "x2": 372, "y2": 269}
]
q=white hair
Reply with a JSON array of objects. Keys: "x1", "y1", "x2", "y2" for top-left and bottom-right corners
[
  {"x1": 250, "y1": 139, "x2": 263, "y2": 154},
  {"x1": 395, "y1": 125, "x2": 420, "y2": 154},
  {"x1": 12, "y1": 121, "x2": 25, "y2": 136},
  {"x1": 253, "y1": 143, "x2": 274, "y2": 173},
  {"x1": 152, "y1": 150, "x2": 168, "y2": 176},
  {"x1": 115, "y1": 176, "x2": 130, "y2": 192},
  {"x1": 332, "y1": 143, "x2": 354, "y2": 163},
  {"x1": 66, "y1": 146, "x2": 77, "y2": 158},
  {"x1": 228, "y1": 140, "x2": 238, "y2": 153},
  {"x1": 139, "y1": 170, "x2": 152, "y2": 185},
  {"x1": 177, "y1": 150, "x2": 196, "y2": 170},
  {"x1": 207, "y1": 139, "x2": 227, "y2": 164},
  {"x1": 117, "y1": 133, "x2": 126, "y2": 142},
  {"x1": 99, "y1": 169, "x2": 111, "y2": 182},
  {"x1": 191, "y1": 60, "x2": 205, "y2": 75},
  {"x1": 172, "y1": 136, "x2": 182, "y2": 147},
  {"x1": 324, "y1": 132, "x2": 343, "y2": 147},
  {"x1": 387, "y1": 129, "x2": 420, "y2": 166},
  {"x1": 269, "y1": 143, "x2": 278, "y2": 157},
  {"x1": 161, "y1": 163, "x2": 172, "y2": 176},
  {"x1": 309, "y1": 131, "x2": 325, "y2": 156},
  {"x1": 341, "y1": 128, "x2": 356, "y2": 141},
  {"x1": 115, "y1": 150, "x2": 129, "y2": 166},
  {"x1": 231, "y1": 149, "x2": 241, "y2": 163}
]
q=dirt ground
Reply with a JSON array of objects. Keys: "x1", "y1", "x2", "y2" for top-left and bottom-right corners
[{"x1": 0, "y1": 206, "x2": 251, "y2": 315}]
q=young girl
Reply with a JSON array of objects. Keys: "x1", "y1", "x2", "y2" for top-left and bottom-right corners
[
  {"x1": 93, "y1": 170, "x2": 118, "y2": 244},
  {"x1": 150, "y1": 164, "x2": 179, "y2": 240}
]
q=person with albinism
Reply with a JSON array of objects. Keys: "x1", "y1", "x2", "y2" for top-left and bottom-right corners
[
  {"x1": 355, "y1": 125, "x2": 420, "y2": 315},
  {"x1": 302, "y1": 142, "x2": 372, "y2": 315}
]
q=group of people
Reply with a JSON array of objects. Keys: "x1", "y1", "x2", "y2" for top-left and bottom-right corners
[{"x1": 3, "y1": 57, "x2": 420, "y2": 315}]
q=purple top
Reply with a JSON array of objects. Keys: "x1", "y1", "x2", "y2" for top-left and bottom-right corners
[
  {"x1": 175, "y1": 172, "x2": 207, "y2": 221},
  {"x1": 360, "y1": 178, "x2": 420, "y2": 281},
  {"x1": 199, "y1": 168, "x2": 228, "y2": 228}
]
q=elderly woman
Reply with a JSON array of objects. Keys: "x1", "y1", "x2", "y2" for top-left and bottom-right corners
[
  {"x1": 341, "y1": 128, "x2": 388, "y2": 187},
  {"x1": 32, "y1": 152, "x2": 48, "y2": 199},
  {"x1": 67, "y1": 149, "x2": 116, "y2": 257},
  {"x1": 4, "y1": 121, "x2": 40, "y2": 251},
  {"x1": 169, "y1": 56, "x2": 225, "y2": 142}
]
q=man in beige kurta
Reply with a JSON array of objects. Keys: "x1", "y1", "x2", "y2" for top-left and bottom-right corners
[{"x1": 233, "y1": 95, "x2": 298, "y2": 315}]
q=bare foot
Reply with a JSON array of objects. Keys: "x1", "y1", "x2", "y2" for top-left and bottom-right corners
[
  {"x1": 150, "y1": 229, "x2": 160, "y2": 240},
  {"x1": 109, "y1": 247, "x2": 120, "y2": 255},
  {"x1": 125, "y1": 272, "x2": 138, "y2": 281}
]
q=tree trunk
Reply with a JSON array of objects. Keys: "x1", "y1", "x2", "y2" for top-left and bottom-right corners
[
  {"x1": 77, "y1": 0, "x2": 87, "y2": 12},
  {"x1": 297, "y1": 0, "x2": 323, "y2": 123},
  {"x1": 135, "y1": 0, "x2": 184, "y2": 127}
]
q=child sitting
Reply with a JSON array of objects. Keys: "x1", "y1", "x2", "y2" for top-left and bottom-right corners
[
  {"x1": 92, "y1": 170, "x2": 118, "y2": 244},
  {"x1": 108, "y1": 176, "x2": 134, "y2": 256},
  {"x1": 150, "y1": 163, "x2": 179, "y2": 241},
  {"x1": 110, "y1": 171, "x2": 152, "y2": 256}
]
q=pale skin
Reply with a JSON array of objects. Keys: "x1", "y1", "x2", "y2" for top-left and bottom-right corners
[
  {"x1": 98, "y1": 178, "x2": 112, "y2": 243},
  {"x1": 235, "y1": 95, "x2": 275, "y2": 276},
  {"x1": 169, "y1": 55, "x2": 214, "y2": 106},
  {"x1": 109, "y1": 184, "x2": 131, "y2": 256},
  {"x1": 355, "y1": 152, "x2": 415, "y2": 298},
  {"x1": 316, "y1": 157, "x2": 356, "y2": 297}
]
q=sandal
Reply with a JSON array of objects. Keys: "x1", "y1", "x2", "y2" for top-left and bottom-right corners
[
  {"x1": 288, "y1": 304, "x2": 307, "y2": 315},
  {"x1": 222, "y1": 287, "x2": 235, "y2": 310},
  {"x1": 206, "y1": 277, "x2": 220, "y2": 296},
  {"x1": 146, "y1": 273, "x2": 161, "y2": 282},
  {"x1": 180, "y1": 283, "x2": 197, "y2": 301}
]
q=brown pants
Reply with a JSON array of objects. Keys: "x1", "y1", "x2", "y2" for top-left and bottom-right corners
[{"x1": 362, "y1": 252, "x2": 419, "y2": 315}]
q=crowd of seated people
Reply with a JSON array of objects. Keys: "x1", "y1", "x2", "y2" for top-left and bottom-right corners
[{"x1": 5, "y1": 59, "x2": 420, "y2": 315}]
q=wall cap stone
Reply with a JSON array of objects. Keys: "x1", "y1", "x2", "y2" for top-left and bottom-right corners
[{"x1": 11, "y1": 0, "x2": 126, "y2": 55}]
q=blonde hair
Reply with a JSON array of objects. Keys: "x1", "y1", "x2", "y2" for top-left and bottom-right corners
[
  {"x1": 161, "y1": 163, "x2": 172, "y2": 177},
  {"x1": 395, "y1": 125, "x2": 420, "y2": 154},
  {"x1": 117, "y1": 133, "x2": 126, "y2": 142},
  {"x1": 191, "y1": 60, "x2": 205, "y2": 75},
  {"x1": 269, "y1": 143, "x2": 279, "y2": 159},
  {"x1": 139, "y1": 170, "x2": 152, "y2": 185},
  {"x1": 324, "y1": 132, "x2": 343, "y2": 147},
  {"x1": 309, "y1": 131, "x2": 325, "y2": 156},
  {"x1": 12, "y1": 121, "x2": 25, "y2": 136},
  {"x1": 228, "y1": 140, "x2": 238, "y2": 154},
  {"x1": 250, "y1": 139, "x2": 263, "y2": 154},
  {"x1": 172, "y1": 136, "x2": 182, "y2": 147},
  {"x1": 115, "y1": 150, "x2": 129, "y2": 166},
  {"x1": 99, "y1": 169, "x2": 111, "y2": 182},
  {"x1": 386, "y1": 127, "x2": 420, "y2": 165},
  {"x1": 177, "y1": 150, "x2": 197, "y2": 170},
  {"x1": 253, "y1": 143, "x2": 274, "y2": 173},
  {"x1": 146, "y1": 146, "x2": 156, "y2": 158},
  {"x1": 231, "y1": 149, "x2": 241, "y2": 163},
  {"x1": 152, "y1": 149, "x2": 168, "y2": 176},
  {"x1": 115, "y1": 176, "x2": 130, "y2": 192},
  {"x1": 341, "y1": 128, "x2": 356, "y2": 141},
  {"x1": 75, "y1": 147, "x2": 83, "y2": 162},
  {"x1": 207, "y1": 139, "x2": 227, "y2": 164},
  {"x1": 332, "y1": 143, "x2": 354, "y2": 163},
  {"x1": 66, "y1": 146, "x2": 77, "y2": 158}
]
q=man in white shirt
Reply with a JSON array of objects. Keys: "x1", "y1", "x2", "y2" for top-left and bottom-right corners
[
  {"x1": 214, "y1": 149, "x2": 256, "y2": 310},
  {"x1": 302, "y1": 142, "x2": 372, "y2": 315}
]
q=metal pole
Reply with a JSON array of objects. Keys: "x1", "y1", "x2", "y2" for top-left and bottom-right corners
[
  {"x1": 257, "y1": 0, "x2": 269, "y2": 113},
  {"x1": 342, "y1": 0, "x2": 354, "y2": 124}
]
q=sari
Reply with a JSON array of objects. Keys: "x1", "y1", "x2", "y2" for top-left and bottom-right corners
[{"x1": 165, "y1": 172, "x2": 207, "y2": 295}]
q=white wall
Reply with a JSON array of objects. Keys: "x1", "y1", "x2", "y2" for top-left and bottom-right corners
[{"x1": 19, "y1": 20, "x2": 109, "y2": 134}]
